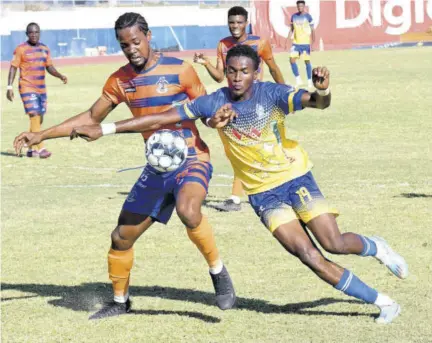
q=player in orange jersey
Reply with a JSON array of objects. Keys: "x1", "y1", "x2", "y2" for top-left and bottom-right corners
[
  {"x1": 193, "y1": 6, "x2": 286, "y2": 212},
  {"x1": 6, "y1": 22, "x2": 67, "y2": 159},
  {"x1": 13, "y1": 12, "x2": 235, "y2": 319}
]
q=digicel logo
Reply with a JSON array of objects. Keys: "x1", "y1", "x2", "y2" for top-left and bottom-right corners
[{"x1": 269, "y1": 0, "x2": 432, "y2": 36}]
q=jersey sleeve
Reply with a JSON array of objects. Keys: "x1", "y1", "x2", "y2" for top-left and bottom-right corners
[
  {"x1": 10, "y1": 46, "x2": 23, "y2": 68},
  {"x1": 45, "y1": 47, "x2": 53, "y2": 67},
  {"x1": 177, "y1": 92, "x2": 220, "y2": 121},
  {"x1": 266, "y1": 83, "x2": 307, "y2": 115},
  {"x1": 102, "y1": 74, "x2": 123, "y2": 105},
  {"x1": 259, "y1": 39, "x2": 274, "y2": 61},
  {"x1": 307, "y1": 13, "x2": 314, "y2": 28},
  {"x1": 179, "y1": 62, "x2": 206, "y2": 100}
]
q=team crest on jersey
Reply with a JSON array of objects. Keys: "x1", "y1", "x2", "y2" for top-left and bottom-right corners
[{"x1": 156, "y1": 77, "x2": 169, "y2": 94}]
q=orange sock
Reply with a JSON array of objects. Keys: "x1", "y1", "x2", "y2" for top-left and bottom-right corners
[
  {"x1": 29, "y1": 116, "x2": 44, "y2": 151},
  {"x1": 108, "y1": 248, "x2": 134, "y2": 302},
  {"x1": 187, "y1": 215, "x2": 222, "y2": 270},
  {"x1": 231, "y1": 177, "x2": 244, "y2": 197}
]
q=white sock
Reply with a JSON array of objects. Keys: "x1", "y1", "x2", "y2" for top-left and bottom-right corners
[
  {"x1": 230, "y1": 195, "x2": 241, "y2": 205},
  {"x1": 296, "y1": 76, "x2": 302, "y2": 83},
  {"x1": 113, "y1": 292, "x2": 129, "y2": 303},
  {"x1": 209, "y1": 260, "x2": 224, "y2": 275},
  {"x1": 374, "y1": 293, "x2": 393, "y2": 307}
]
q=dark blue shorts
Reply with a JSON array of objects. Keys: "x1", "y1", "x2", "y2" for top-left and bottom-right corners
[
  {"x1": 290, "y1": 44, "x2": 311, "y2": 60},
  {"x1": 20, "y1": 92, "x2": 47, "y2": 116},
  {"x1": 122, "y1": 158, "x2": 213, "y2": 224},
  {"x1": 249, "y1": 172, "x2": 338, "y2": 232}
]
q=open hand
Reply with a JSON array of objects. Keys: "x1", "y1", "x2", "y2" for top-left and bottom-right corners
[
  {"x1": 193, "y1": 52, "x2": 209, "y2": 66},
  {"x1": 14, "y1": 132, "x2": 42, "y2": 156},
  {"x1": 70, "y1": 124, "x2": 103, "y2": 142}
]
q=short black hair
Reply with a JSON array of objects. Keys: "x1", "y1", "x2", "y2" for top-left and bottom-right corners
[
  {"x1": 26, "y1": 22, "x2": 40, "y2": 32},
  {"x1": 114, "y1": 12, "x2": 149, "y2": 39},
  {"x1": 226, "y1": 45, "x2": 259, "y2": 71},
  {"x1": 296, "y1": 0, "x2": 306, "y2": 5},
  {"x1": 228, "y1": 6, "x2": 248, "y2": 20}
]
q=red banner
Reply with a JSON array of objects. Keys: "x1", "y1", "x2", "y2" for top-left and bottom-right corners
[{"x1": 252, "y1": 0, "x2": 432, "y2": 50}]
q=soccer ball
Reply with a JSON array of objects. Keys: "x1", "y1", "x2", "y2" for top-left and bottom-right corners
[{"x1": 145, "y1": 129, "x2": 188, "y2": 172}]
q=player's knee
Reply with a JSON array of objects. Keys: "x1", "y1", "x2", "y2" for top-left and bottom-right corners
[
  {"x1": 111, "y1": 225, "x2": 134, "y2": 250},
  {"x1": 290, "y1": 58, "x2": 297, "y2": 64},
  {"x1": 176, "y1": 202, "x2": 201, "y2": 229},
  {"x1": 298, "y1": 247, "x2": 325, "y2": 272},
  {"x1": 321, "y1": 238, "x2": 345, "y2": 255},
  {"x1": 305, "y1": 61, "x2": 310, "y2": 65}
]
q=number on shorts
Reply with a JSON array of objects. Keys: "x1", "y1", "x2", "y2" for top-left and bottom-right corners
[{"x1": 296, "y1": 186, "x2": 312, "y2": 205}]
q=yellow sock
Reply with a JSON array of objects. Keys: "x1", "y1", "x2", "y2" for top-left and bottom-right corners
[
  {"x1": 187, "y1": 215, "x2": 221, "y2": 269},
  {"x1": 231, "y1": 177, "x2": 244, "y2": 198},
  {"x1": 108, "y1": 248, "x2": 134, "y2": 302},
  {"x1": 29, "y1": 116, "x2": 44, "y2": 151}
]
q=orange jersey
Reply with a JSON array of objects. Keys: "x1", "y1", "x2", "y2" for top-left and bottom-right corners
[
  {"x1": 11, "y1": 42, "x2": 53, "y2": 94},
  {"x1": 217, "y1": 34, "x2": 273, "y2": 80},
  {"x1": 102, "y1": 54, "x2": 209, "y2": 161}
]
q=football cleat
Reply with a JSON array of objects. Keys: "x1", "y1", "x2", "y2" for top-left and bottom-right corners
[
  {"x1": 212, "y1": 199, "x2": 241, "y2": 212},
  {"x1": 38, "y1": 148, "x2": 52, "y2": 159},
  {"x1": 375, "y1": 301, "x2": 401, "y2": 324},
  {"x1": 26, "y1": 150, "x2": 39, "y2": 158},
  {"x1": 370, "y1": 236, "x2": 409, "y2": 279},
  {"x1": 210, "y1": 266, "x2": 236, "y2": 310},
  {"x1": 89, "y1": 299, "x2": 131, "y2": 320}
]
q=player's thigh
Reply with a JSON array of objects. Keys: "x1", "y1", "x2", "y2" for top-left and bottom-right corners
[
  {"x1": 174, "y1": 160, "x2": 212, "y2": 225},
  {"x1": 122, "y1": 166, "x2": 177, "y2": 226},
  {"x1": 288, "y1": 171, "x2": 339, "y2": 225},
  {"x1": 306, "y1": 213, "x2": 344, "y2": 250},
  {"x1": 249, "y1": 184, "x2": 298, "y2": 234}
]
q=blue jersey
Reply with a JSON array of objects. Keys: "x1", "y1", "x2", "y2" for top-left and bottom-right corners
[{"x1": 178, "y1": 82, "x2": 313, "y2": 195}]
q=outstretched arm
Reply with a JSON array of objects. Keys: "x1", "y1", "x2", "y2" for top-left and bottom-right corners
[
  {"x1": 70, "y1": 104, "x2": 236, "y2": 142},
  {"x1": 300, "y1": 66, "x2": 331, "y2": 110},
  {"x1": 14, "y1": 96, "x2": 116, "y2": 155}
]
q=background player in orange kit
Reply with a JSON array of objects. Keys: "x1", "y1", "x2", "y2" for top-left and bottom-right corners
[
  {"x1": 13, "y1": 12, "x2": 235, "y2": 320},
  {"x1": 193, "y1": 6, "x2": 285, "y2": 212},
  {"x1": 6, "y1": 22, "x2": 67, "y2": 159}
]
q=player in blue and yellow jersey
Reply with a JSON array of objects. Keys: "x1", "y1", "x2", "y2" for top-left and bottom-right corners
[
  {"x1": 6, "y1": 22, "x2": 67, "y2": 159},
  {"x1": 194, "y1": 6, "x2": 285, "y2": 212},
  {"x1": 13, "y1": 12, "x2": 235, "y2": 320},
  {"x1": 71, "y1": 45, "x2": 409, "y2": 324},
  {"x1": 285, "y1": 0, "x2": 315, "y2": 88}
]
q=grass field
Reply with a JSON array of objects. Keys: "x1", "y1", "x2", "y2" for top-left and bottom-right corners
[{"x1": 1, "y1": 47, "x2": 432, "y2": 343}]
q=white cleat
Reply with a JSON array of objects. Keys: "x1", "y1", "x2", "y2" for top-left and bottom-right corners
[
  {"x1": 370, "y1": 236, "x2": 409, "y2": 279},
  {"x1": 307, "y1": 79, "x2": 313, "y2": 89},
  {"x1": 295, "y1": 76, "x2": 303, "y2": 87},
  {"x1": 375, "y1": 301, "x2": 401, "y2": 324}
]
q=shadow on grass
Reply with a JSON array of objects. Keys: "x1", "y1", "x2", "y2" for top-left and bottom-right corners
[
  {"x1": 394, "y1": 193, "x2": 432, "y2": 198},
  {"x1": 1, "y1": 151, "x2": 22, "y2": 158},
  {"x1": 1, "y1": 282, "x2": 374, "y2": 321}
]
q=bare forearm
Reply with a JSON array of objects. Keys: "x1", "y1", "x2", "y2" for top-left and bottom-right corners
[
  {"x1": 41, "y1": 110, "x2": 96, "y2": 140},
  {"x1": 8, "y1": 67, "x2": 17, "y2": 85},
  {"x1": 204, "y1": 63, "x2": 225, "y2": 83},
  {"x1": 301, "y1": 91, "x2": 331, "y2": 110},
  {"x1": 269, "y1": 67, "x2": 285, "y2": 84},
  {"x1": 46, "y1": 66, "x2": 63, "y2": 79},
  {"x1": 114, "y1": 109, "x2": 183, "y2": 133}
]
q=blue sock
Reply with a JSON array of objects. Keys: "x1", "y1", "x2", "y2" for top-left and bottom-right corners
[
  {"x1": 290, "y1": 62, "x2": 299, "y2": 77},
  {"x1": 306, "y1": 62, "x2": 312, "y2": 80},
  {"x1": 358, "y1": 235, "x2": 377, "y2": 256},
  {"x1": 335, "y1": 269, "x2": 378, "y2": 304}
]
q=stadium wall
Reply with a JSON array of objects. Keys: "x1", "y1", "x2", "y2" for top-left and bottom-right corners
[
  {"x1": 0, "y1": 6, "x2": 252, "y2": 61},
  {"x1": 252, "y1": 0, "x2": 432, "y2": 50}
]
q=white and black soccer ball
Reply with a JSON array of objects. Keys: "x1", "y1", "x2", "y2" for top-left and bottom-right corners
[{"x1": 145, "y1": 129, "x2": 188, "y2": 172}]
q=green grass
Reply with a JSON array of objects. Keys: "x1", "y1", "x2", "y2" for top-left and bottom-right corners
[{"x1": 2, "y1": 47, "x2": 432, "y2": 343}]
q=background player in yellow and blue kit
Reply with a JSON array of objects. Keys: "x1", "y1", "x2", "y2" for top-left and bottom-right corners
[
  {"x1": 71, "y1": 45, "x2": 409, "y2": 325},
  {"x1": 286, "y1": 0, "x2": 315, "y2": 88},
  {"x1": 13, "y1": 12, "x2": 235, "y2": 320},
  {"x1": 6, "y1": 22, "x2": 67, "y2": 159},
  {"x1": 193, "y1": 6, "x2": 285, "y2": 212}
]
